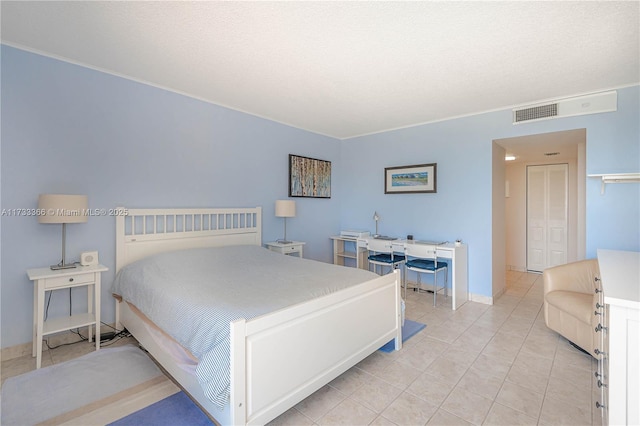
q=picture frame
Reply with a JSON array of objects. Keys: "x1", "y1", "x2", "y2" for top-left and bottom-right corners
[
  {"x1": 289, "y1": 154, "x2": 331, "y2": 198},
  {"x1": 384, "y1": 163, "x2": 437, "y2": 194}
]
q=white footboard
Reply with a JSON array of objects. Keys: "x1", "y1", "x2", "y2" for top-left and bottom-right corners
[
  {"x1": 230, "y1": 270, "x2": 401, "y2": 425},
  {"x1": 117, "y1": 270, "x2": 401, "y2": 425}
]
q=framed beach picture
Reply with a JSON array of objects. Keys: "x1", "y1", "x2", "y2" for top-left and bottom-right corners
[
  {"x1": 384, "y1": 163, "x2": 437, "y2": 194},
  {"x1": 289, "y1": 154, "x2": 331, "y2": 198}
]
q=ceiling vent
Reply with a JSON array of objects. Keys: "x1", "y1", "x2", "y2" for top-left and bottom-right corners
[
  {"x1": 514, "y1": 103, "x2": 558, "y2": 122},
  {"x1": 513, "y1": 91, "x2": 617, "y2": 124}
]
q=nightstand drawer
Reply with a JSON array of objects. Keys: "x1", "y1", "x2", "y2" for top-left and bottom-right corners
[
  {"x1": 265, "y1": 241, "x2": 305, "y2": 258},
  {"x1": 282, "y1": 245, "x2": 299, "y2": 254},
  {"x1": 44, "y1": 273, "x2": 94, "y2": 289}
]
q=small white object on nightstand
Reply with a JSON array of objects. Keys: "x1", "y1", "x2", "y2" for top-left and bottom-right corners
[
  {"x1": 265, "y1": 241, "x2": 305, "y2": 258},
  {"x1": 27, "y1": 263, "x2": 108, "y2": 368}
]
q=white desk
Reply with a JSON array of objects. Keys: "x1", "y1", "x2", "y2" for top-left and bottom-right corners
[{"x1": 358, "y1": 238, "x2": 468, "y2": 310}]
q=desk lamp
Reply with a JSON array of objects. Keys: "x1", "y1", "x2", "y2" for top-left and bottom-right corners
[
  {"x1": 275, "y1": 200, "x2": 296, "y2": 244},
  {"x1": 38, "y1": 194, "x2": 88, "y2": 269},
  {"x1": 373, "y1": 211, "x2": 380, "y2": 237}
]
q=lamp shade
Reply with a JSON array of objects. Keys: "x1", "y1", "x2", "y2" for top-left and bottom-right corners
[
  {"x1": 275, "y1": 200, "x2": 296, "y2": 218},
  {"x1": 38, "y1": 194, "x2": 88, "y2": 224}
]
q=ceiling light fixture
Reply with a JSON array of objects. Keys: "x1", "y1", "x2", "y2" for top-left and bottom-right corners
[{"x1": 505, "y1": 155, "x2": 516, "y2": 161}]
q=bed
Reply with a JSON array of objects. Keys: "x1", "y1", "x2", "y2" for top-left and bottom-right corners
[{"x1": 112, "y1": 207, "x2": 402, "y2": 425}]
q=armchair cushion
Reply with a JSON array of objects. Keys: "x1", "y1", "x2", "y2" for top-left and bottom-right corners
[
  {"x1": 545, "y1": 291, "x2": 593, "y2": 325},
  {"x1": 543, "y1": 259, "x2": 600, "y2": 357}
]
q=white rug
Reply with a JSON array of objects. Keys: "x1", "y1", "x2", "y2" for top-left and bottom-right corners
[{"x1": 1, "y1": 345, "x2": 179, "y2": 425}]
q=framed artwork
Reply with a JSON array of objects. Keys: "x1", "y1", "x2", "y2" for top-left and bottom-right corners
[
  {"x1": 384, "y1": 163, "x2": 437, "y2": 194},
  {"x1": 289, "y1": 154, "x2": 331, "y2": 198}
]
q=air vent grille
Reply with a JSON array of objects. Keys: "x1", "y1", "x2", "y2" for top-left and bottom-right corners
[{"x1": 514, "y1": 103, "x2": 558, "y2": 122}]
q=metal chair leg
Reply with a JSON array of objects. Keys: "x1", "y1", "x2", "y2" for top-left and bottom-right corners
[
  {"x1": 433, "y1": 271, "x2": 437, "y2": 307},
  {"x1": 403, "y1": 265, "x2": 407, "y2": 300},
  {"x1": 444, "y1": 266, "x2": 448, "y2": 298}
]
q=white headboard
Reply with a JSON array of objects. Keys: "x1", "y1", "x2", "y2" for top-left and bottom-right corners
[{"x1": 115, "y1": 207, "x2": 262, "y2": 272}]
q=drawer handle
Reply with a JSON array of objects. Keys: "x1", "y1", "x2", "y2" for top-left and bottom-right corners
[
  {"x1": 595, "y1": 371, "x2": 602, "y2": 379},
  {"x1": 596, "y1": 401, "x2": 606, "y2": 409},
  {"x1": 595, "y1": 348, "x2": 607, "y2": 356},
  {"x1": 597, "y1": 380, "x2": 608, "y2": 388},
  {"x1": 596, "y1": 303, "x2": 604, "y2": 309},
  {"x1": 69, "y1": 278, "x2": 74, "y2": 282},
  {"x1": 595, "y1": 324, "x2": 607, "y2": 332}
]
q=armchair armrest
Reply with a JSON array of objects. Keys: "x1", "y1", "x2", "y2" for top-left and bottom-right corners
[{"x1": 543, "y1": 259, "x2": 600, "y2": 296}]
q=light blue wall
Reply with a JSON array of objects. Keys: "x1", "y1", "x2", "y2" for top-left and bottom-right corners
[
  {"x1": 2, "y1": 44, "x2": 638, "y2": 350},
  {"x1": 338, "y1": 115, "x2": 495, "y2": 296},
  {"x1": 339, "y1": 86, "x2": 640, "y2": 298},
  {"x1": 1, "y1": 45, "x2": 342, "y2": 348}
]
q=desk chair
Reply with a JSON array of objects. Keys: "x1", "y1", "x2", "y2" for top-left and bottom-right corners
[
  {"x1": 403, "y1": 242, "x2": 448, "y2": 306},
  {"x1": 362, "y1": 238, "x2": 406, "y2": 279}
]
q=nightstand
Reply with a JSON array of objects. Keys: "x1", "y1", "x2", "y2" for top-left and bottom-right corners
[
  {"x1": 265, "y1": 241, "x2": 305, "y2": 258},
  {"x1": 27, "y1": 264, "x2": 108, "y2": 368}
]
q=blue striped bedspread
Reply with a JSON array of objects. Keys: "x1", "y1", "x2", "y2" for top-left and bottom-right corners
[{"x1": 112, "y1": 245, "x2": 379, "y2": 410}]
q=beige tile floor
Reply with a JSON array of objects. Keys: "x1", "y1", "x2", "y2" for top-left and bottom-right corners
[
  {"x1": 2, "y1": 271, "x2": 601, "y2": 425},
  {"x1": 269, "y1": 271, "x2": 601, "y2": 426}
]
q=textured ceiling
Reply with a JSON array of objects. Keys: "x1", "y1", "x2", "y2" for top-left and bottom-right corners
[{"x1": 1, "y1": 1, "x2": 639, "y2": 139}]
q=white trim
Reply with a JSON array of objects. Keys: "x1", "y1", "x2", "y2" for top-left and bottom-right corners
[
  {"x1": 1, "y1": 42, "x2": 337, "y2": 139},
  {"x1": 343, "y1": 85, "x2": 638, "y2": 140},
  {"x1": 470, "y1": 292, "x2": 495, "y2": 305},
  {"x1": 5, "y1": 42, "x2": 638, "y2": 140}
]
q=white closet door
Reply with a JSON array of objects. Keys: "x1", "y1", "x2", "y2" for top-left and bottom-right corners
[
  {"x1": 546, "y1": 165, "x2": 568, "y2": 267},
  {"x1": 527, "y1": 164, "x2": 568, "y2": 272}
]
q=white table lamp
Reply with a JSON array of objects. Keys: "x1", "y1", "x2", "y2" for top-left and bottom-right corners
[
  {"x1": 275, "y1": 200, "x2": 296, "y2": 244},
  {"x1": 38, "y1": 194, "x2": 88, "y2": 269}
]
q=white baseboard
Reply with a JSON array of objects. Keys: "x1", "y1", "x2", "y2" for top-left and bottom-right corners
[
  {"x1": 405, "y1": 280, "x2": 495, "y2": 306},
  {"x1": 1, "y1": 323, "x2": 118, "y2": 362},
  {"x1": 507, "y1": 265, "x2": 527, "y2": 272},
  {"x1": 469, "y1": 293, "x2": 494, "y2": 305}
]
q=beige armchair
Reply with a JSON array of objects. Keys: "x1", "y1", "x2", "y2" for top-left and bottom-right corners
[{"x1": 543, "y1": 259, "x2": 600, "y2": 358}]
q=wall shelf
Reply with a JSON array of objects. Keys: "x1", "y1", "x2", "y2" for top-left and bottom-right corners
[{"x1": 588, "y1": 173, "x2": 640, "y2": 194}]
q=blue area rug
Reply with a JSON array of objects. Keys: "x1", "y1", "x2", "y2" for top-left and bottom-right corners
[
  {"x1": 109, "y1": 391, "x2": 213, "y2": 426},
  {"x1": 379, "y1": 319, "x2": 426, "y2": 352}
]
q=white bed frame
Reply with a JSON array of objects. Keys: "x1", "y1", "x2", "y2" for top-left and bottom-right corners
[{"x1": 114, "y1": 207, "x2": 402, "y2": 425}]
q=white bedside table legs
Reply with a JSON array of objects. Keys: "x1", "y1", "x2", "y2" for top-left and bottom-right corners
[
  {"x1": 33, "y1": 281, "x2": 45, "y2": 365},
  {"x1": 93, "y1": 274, "x2": 100, "y2": 350},
  {"x1": 33, "y1": 279, "x2": 103, "y2": 369}
]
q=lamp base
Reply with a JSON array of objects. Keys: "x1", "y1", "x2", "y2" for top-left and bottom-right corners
[{"x1": 50, "y1": 263, "x2": 77, "y2": 270}]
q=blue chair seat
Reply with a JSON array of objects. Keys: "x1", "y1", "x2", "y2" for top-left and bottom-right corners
[
  {"x1": 405, "y1": 258, "x2": 447, "y2": 271},
  {"x1": 368, "y1": 253, "x2": 406, "y2": 264}
]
